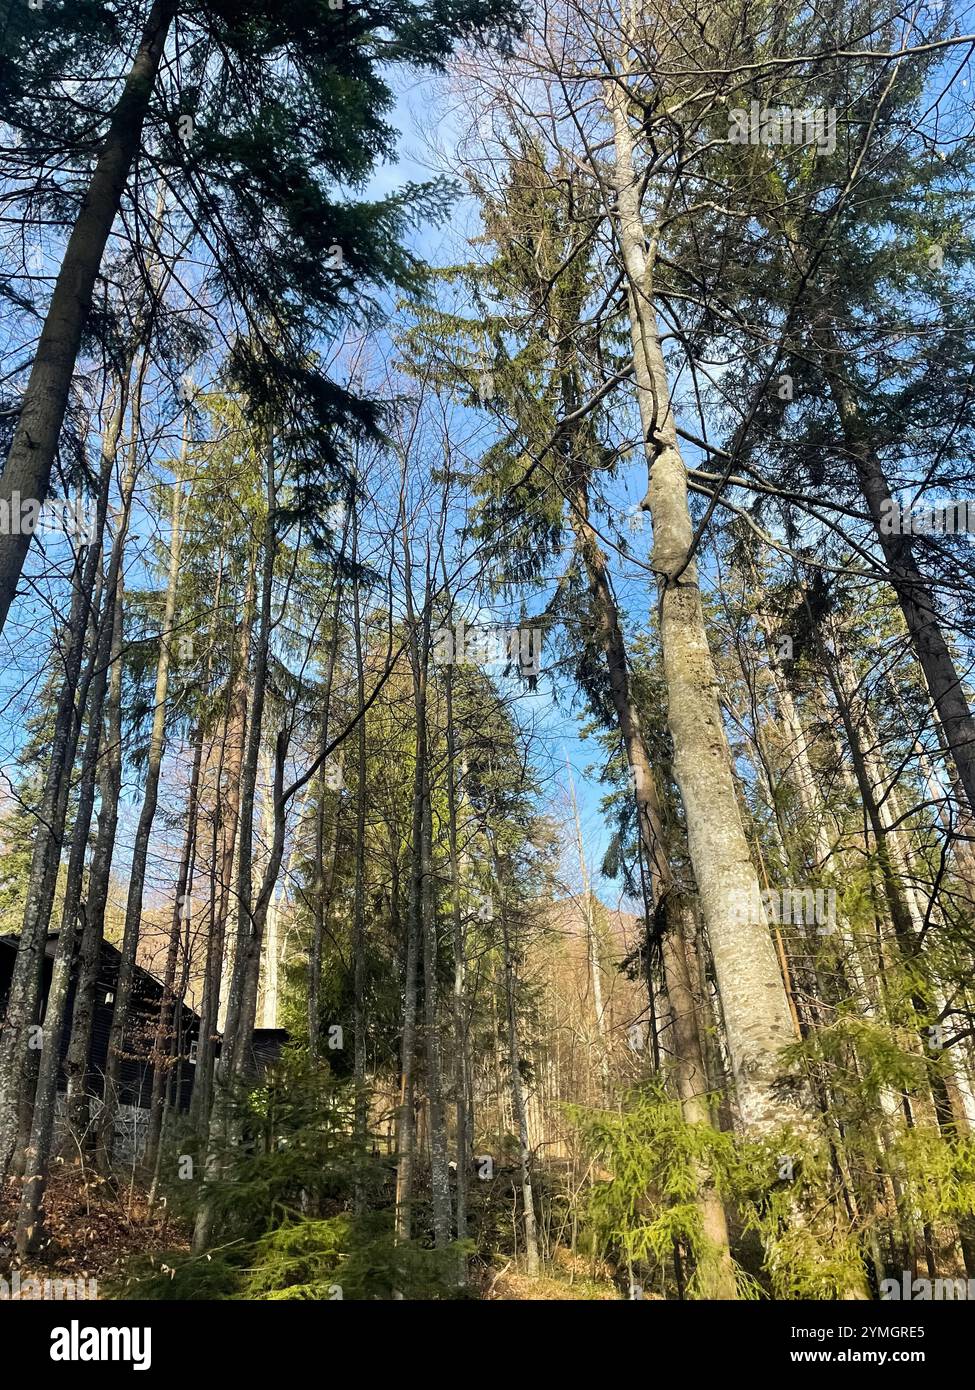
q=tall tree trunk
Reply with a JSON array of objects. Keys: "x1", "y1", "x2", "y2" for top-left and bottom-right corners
[
  {"x1": 192, "y1": 445, "x2": 276, "y2": 1254},
  {"x1": 55, "y1": 388, "x2": 143, "y2": 1148},
  {"x1": 0, "y1": 392, "x2": 121, "y2": 1179},
  {"x1": 351, "y1": 507, "x2": 369, "y2": 1195},
  {"x1": 63, "y1": 347, "x2": 165, "y2": 1145},
  {"x1": 257, "y1": 748, "x2": 282, "y2": 1030},
  {"x1": 65, "y1": 564, "x2": 125, "y2": 1141},
  {"x1": 604, "y1": 78, "x2": 815, "y2": 1138},
  {"x1": 398, "y1": 554, "x2": 451, "y2": 1246},
  {"x1": 394, "y1": 549, "x2": 426, "y2": 1246},
  {"x1": 566, "y1": 768, "x2": 610, "y2": 1099},
  {"x1": 824, "y1": 628, "x2": 975, "y2": 1274},
  {"x1": 0, "y1": 0, "x2": 176, "y2": 633},
  {"x1": 493, "y1": 846, "x2": 539, "y2": 1277},
  {"x1": 818, "y1": 329, "x2": 975, "y2": 816},
  {"x1": 564, "y1": 454, "x2": 736, "y2": 1296},
  {"x1": 15, "y1": 487, "x2": 127, "y2": 1250},
  {"x1": 145, "y1": 728, "x2": 203, "y2": 1175},
  {"x1": 98, "y1": 453, "x2": 186, "y2": 1167},
  {"x1": 221, "y1": 443, "x2": 284, "y2": 1086},
  {"x1": 444, "y1": 662, "x2": 470, "y2": 1265},
  {"x1": 190, "y1": 567, "x2": 253, "y2": 1134},
  {"x1": 307, "y1": 531, "x2": 347, "y2": 1058},
  {"x1": 421, "y1": 754, "x2": 451, "y2": 1248},
  {"x1": 393, "y1": 843, "x2": 421, "y2": 1243}
]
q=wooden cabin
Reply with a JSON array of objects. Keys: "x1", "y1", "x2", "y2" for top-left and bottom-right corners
[{"x1": 0, "y1": 931, "x2": 201, "y2": 1113}]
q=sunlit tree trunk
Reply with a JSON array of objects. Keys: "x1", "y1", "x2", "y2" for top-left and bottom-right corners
[
  {"x1": 565, "y1": 453, "x2": 736, "y2": 1294},
  {"x1": 604, "y1": 75, "x2": 816, "y2": 1141}
]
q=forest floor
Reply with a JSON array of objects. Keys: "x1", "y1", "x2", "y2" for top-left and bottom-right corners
[
  {"x1": 1, "y1": 1168, "x2": 625, "y2": 1300},
  {"x1": 0, "y1": 1164, "x2": 183, "y2": 1296},
  {"x1": 482, "y1": 1248, "x2": 623, "y2": 1299}
]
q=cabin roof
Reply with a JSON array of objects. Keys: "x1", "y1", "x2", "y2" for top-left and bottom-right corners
[{"x1": 0, "y1": 930, "x2": 201, "y2": 1026}]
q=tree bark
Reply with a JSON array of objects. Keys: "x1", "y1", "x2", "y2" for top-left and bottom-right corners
[
  {"x1": 192, "y1": 442, "x2": 277, "y2": 1254},
  {"x1": 145, "y1": 728, "x2": 203, "y2": 1175},
  {"x1": 15, "y1": 482, "x2": 127, "y2": 1250},
  {"x1": 564, "y1": 447, "x2": 736, "y2": 1295},
  {"x1": 307, "y1": 531, "x2": 347, "y2": 1058},
  {"x1": 190, "y1": 566, "x2": 253, "y2": 1134},
  {"x1": 0, "y1": 0, "x2": 176, "y2": 633},
  {"x1": 444, "y1": 661, "x2": 470, "y2": 1265},
  {"x1": 65, "y1": 565, "x2": 124, "y2": 1142},
  {"x1": 98, "y1": 454, "x2": 186, "y2": 1167},
  {"x1": 0, "y1": 391, "x2": 121, "y2": 1178},
  {"x1": 818, "y1": 328, "x2": 975, "y2": 816},
  {"x1": 604, "y1": 77, "x2": 816, "y2": 1140},
  {"x1": 351, "y1": 507, "x2": 369, "y2": 1198},
  {"x1": 493, "y1": 845, "x2": 540, "y2": 1277}
]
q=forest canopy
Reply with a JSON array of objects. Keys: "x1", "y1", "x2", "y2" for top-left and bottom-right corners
[{"x1": 1, "y1": 0, "x2": 975, "y2": 1324}]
